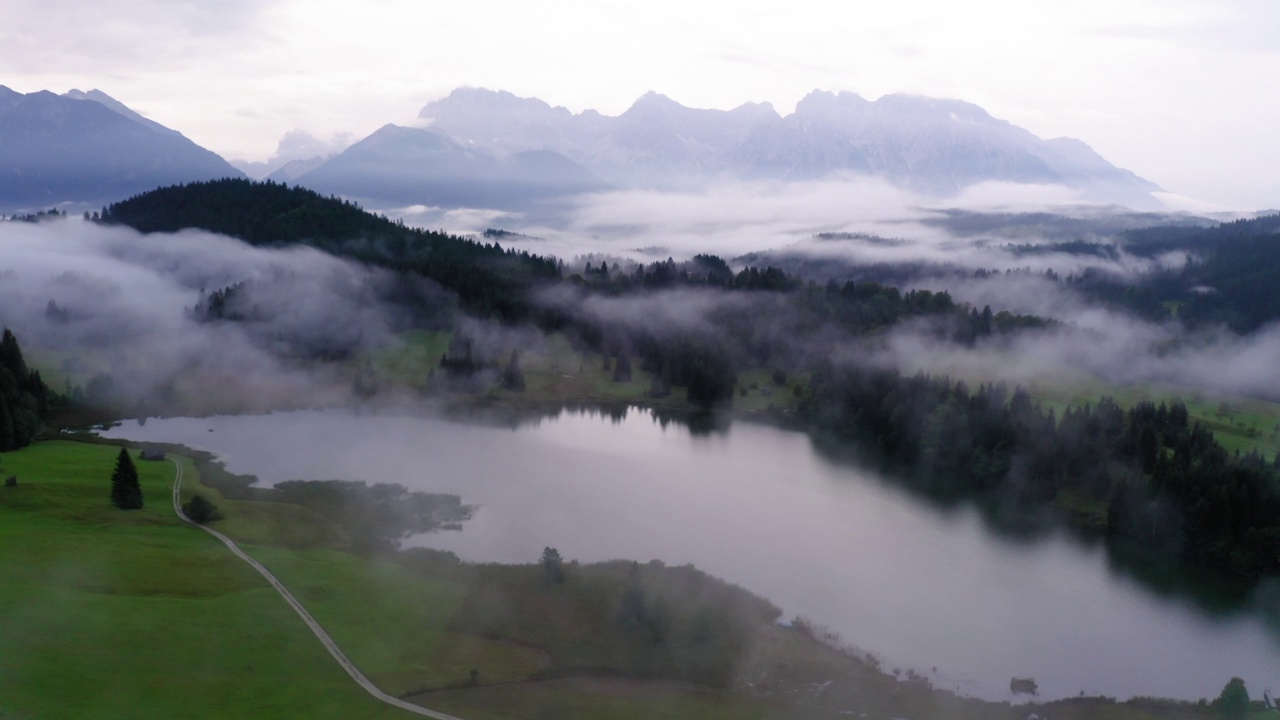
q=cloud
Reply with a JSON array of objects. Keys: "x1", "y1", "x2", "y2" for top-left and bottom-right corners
[
  {"x1": 875, "y1": 277, "x2": 1280, "y2": 403},
  {"x1": 539, "y1": 284, "x2": 765, "y2": 342},
  {"x1": 269, "y1": 129, "x2": 355, "y2": 164},
  {"x1": 233, "y1": 129, "x2": 357, "y2": 176},
  {"x1": 2, "y1": 181, "x2": 1267, "y2": 426},
  {"x1": 0, "y1": 0, "x2": 270, "y2": 73},
  {"x1": 0, "y1": 218, "x2": 437, "y2": 414},
  {"x1": 446, "y1": 178, "x2": 1191, "y2": 284},
  {"x1": 938, "y1": 182, "x2": 1087, "y2": 211},
  {"x1": 465, "y1": 177, "x2": 937, "y2": 263}
]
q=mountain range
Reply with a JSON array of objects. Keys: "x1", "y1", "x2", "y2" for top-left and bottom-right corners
[
  {"x1": 0, "y1": 86, "x2": 242, "y2": 212},
  {"x1": 413, "y1": 88, "x2": 1161, "y2": 203},
  {"x1": 0, "y1": 86, "x2": 1161, "y2": 213}
]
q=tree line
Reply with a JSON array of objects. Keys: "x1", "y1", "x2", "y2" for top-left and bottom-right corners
[
  {"x1": 1076, "y1": 214, "x2": 1280, "y2": 331},
  {"x1": 800, "y1": 363, "x2": 1280, "y2": 576},
  {"x1": 0, "y1": 329, "x2": 53, "y2": 451}
]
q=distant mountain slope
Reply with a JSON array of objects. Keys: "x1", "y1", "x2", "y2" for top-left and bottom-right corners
[
  {"x1": 291, "y1": 124, "x2": 608, "y2": 210},
  {"x1": 61, "y1": 88, "x2": 183, "y2": 137},
  {"x1": 733, "y1": 92, "x2": 1070, "y2": 191},
  {"x1": 0, "y1": 86, "x2": 242, "y2": 211},
  {"x1": 417, "y1": 87, "x2": 1161, "y2": 204}
]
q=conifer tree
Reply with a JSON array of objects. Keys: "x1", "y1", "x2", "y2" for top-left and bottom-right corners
[
  {"x1": 110, "y1": 448, "x2": 144, "y2": 510},
  {"x1": 501, "y1": 350, "x2": 525, "y2": 392},
  {"x1": 0, "y1": 329, "x2": 28, "y2": 380},
  {"x1": 0, "y1": 397, "x2": 13, "y2": 451}
]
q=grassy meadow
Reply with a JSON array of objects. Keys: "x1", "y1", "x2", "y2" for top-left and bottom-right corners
[
  {"x1": 0, "y1": 440, "x2": 812, "y2": 719},
  {"x1": 0, "y1": 441, "x2": 422, "y2": 720},
  {"x1": 361, "y1": 329, "x2": 808, "y2": 415}
]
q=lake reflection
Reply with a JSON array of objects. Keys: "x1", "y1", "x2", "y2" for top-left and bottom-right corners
[{"x1": 102, "y1": 406, "x2": 1280, "y2": 701}]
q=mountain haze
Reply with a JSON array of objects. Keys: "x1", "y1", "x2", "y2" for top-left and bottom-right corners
[
  {"x1": 0, "y1": 84, "x2": 1164, "y2": 214},
  {"x1": 0, "y1": 87, "x2": 242, "y2": 211},
  {"x1": 416, "y1": 88, "x2": 1161, "y2": 204}
]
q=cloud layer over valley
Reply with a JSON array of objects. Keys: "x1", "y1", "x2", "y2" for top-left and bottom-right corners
[{"x1": 0, "y1": 219, "x2": 435, "y2": 414}]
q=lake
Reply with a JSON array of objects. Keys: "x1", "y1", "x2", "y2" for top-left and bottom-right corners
[{"x1": 102, "y1": 406, "x2": 1280, "y2": 701}]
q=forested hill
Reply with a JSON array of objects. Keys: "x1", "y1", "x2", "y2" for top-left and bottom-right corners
[
  {"x1": 1119, "y1": 212, "x2": 1280, "y2": 257},
  {"x1": 100, "y1": 179, "x2": 561, "y2": 320},
  {"x1": 1115, "y1": 214, "x2": 1280, "y2": 333}
]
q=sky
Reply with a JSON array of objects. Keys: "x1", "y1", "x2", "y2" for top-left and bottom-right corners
[{"x1": 2, "y1": 0, "x2": 1278, "y2": 209}]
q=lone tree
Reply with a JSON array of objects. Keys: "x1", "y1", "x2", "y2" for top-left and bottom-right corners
[
  {"x1": 541, "y1": 546, "x2": 565, "y2": 584},
  {"x1": 110, "y1": 448, "x2": 144, "y2": 509},
  {"x1": 501, "y1": 349, "x2": 525, "y2": 392},
  {"x1": 1214, "y1": 677, "x2": 1249, "y2": 720}
]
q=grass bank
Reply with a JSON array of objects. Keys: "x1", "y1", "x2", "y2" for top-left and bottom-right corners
[{"x1": 0, "y1": 441, "x2": 422, "y2": 720}]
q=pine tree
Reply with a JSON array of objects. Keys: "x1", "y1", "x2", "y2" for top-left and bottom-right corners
[
  {"x1": 541, "y1": 546, "x2": 565, "y2": 584},
  {"x1": 1214, "y1": 677, "x2": 1249, "y2": 720},
  {"x1": 613, "y1": 353, "x2": 632, "y2": 383},
  {"x1": 0, "y1": 397, "x2": 13, "y2": 451},
  {"x1": 0, "y1": 329, "x2": 29, "y2": 380},
  {"x1": 501, "y1": 350, "x2": 525, "y2": 392},
  {"x1": 110, "y1": 448, "x2": 144, "y2": 510}
]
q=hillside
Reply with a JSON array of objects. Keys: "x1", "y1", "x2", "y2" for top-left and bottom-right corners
[
  {"x1": 100, "y1": 179, "x2": 561, "y2": 320},
  {"x1": 292, "y1": 124, "x2": 608, "y2": 210}
]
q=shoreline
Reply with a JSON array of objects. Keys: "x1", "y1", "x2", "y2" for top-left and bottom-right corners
[{"x1": 83, "y1": 405, "x2": 1275, "y2": 707}]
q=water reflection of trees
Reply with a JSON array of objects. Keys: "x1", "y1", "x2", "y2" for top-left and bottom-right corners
[
  {"x1": 440, "y1": 400, "x2": 732, "y2": 436},
  {"x1": 802, "y1": 425, "x2": 1271, "y2": 622}
]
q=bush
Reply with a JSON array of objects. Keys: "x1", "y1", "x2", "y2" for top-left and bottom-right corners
[{"x1": 184, "y1": 494, "x2": 223, "y2": 524}]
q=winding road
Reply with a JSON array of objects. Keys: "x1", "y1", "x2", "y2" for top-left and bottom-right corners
[{"x1": 168, "y1": 458, "x2": 465, "y2": 720}]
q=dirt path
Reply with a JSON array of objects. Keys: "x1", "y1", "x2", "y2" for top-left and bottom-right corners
[{"x1": 168, "y1": 458, "x2": 465, "y2": 720}]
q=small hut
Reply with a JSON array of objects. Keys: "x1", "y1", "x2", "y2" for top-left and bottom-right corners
[{"x1": 139, "y1": 449, "x2": 166, "y2": 461}]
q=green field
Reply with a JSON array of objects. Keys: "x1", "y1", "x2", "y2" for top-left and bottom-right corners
[
  {"x1": 733, "y1": 368, "x2": 808, "y2": 414},
  {"x1": 507, "y1": 333, "x2": 658, "y2": 404},
  {"x1": 1031, "y1": 380, "x2": 1280, "y2": 460},
  {"x1": 363, "y1": 329, "x2": 810, "y2": 415},
  {"x1": 239, "y1": 545, "x2": 547, "y2": 696},
  {"x1": 364, "y1": 329, "x2": 454, "y2": 389},
  {"x1": 0, "y1": 441, "x2": 818, "y2": 719},
  {"x1": 0, "y1": 441, "x2": 422, "y2": 719}
]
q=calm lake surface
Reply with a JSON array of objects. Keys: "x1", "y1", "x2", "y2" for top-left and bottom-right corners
[{"x1": 103, "y1": 407, "x2": 1280, "y2": 701}]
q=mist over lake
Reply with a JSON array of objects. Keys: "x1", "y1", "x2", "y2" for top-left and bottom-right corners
[{"x1": 103, "y1": 407, "x2": 1280, "y2": 702}]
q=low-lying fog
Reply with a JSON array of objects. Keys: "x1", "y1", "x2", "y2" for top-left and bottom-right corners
[
  {"x1": 388, "y1": 178, "x2": 1271, "y2": 402},
  {"x1": 0, "y1": 219, "x2": 422, "y2": 412},
  {"x1": 386, "y1": 177, "x2": 1215, "y2": 268},
  {"x1": 3, "y1": 182, "x2": 1277, "y2": 411}
]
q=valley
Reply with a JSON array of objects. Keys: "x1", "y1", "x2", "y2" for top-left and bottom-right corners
[{"x1": 3, "y1": 16, "x2": 1280, "y2": 714}]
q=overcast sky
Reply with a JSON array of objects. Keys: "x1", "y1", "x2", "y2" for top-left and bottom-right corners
[{"x1": 2, "y1": 0, "x2": 1277, "y2": 209}]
